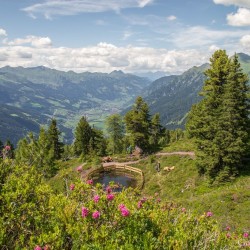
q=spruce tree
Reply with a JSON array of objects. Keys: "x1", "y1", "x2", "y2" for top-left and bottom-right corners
[
  {"x1": 48, "y1": 118, "x2": 63, "y2": 160},
  {"x1": 186, "y1": 50, "x2": 250, "y2": 183},
  {"x1": 105, "y1": 114, "x2": 124, "y2": 154},
  {"x1": 124, "y1": 96, "x2": 151, "y2": 152},
  {"x1": 74, "y1": 116, "x2": 92, "y2": 156},
  {"x1": 149, "y1": 113, "x2": 165, "y2": 151}
]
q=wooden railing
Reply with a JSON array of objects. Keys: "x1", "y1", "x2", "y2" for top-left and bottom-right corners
[{"x1": 85, "y1": 164, "x2": 144, "y2": 190}]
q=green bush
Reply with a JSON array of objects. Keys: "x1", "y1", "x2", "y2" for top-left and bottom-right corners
[{"x1": 1, "y1": 160, "x2": 249, "y2": 249}]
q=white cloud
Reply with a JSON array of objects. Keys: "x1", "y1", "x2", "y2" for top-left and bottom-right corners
[
  {"x1": 5, "y1": 36, "x2": 52, "y2": 48},
  {"x1": 122, "y1": 31, "x2": 134, "y2": 40},
  {"x1": 213, "y1": 0, "x2": 250, "y2": 8},
  {"x1": 170, "y1": 25, "x2": 248, "y2": 48},
  {"x1": 0, "y1": 28, "x2": 7, "y2": 36},
  {"x1": 0, "y1": 39, "x2": 211, "y2": 74},
  {"x1": 240, "y1": 34, "x2": 250, "y2": 49},
  {"x1": 227, "y1": 8, "x2": 250, "y2": 26},
  {"x1": 167, "y1": 15, "x2": 177, "y2": 21},
  {"x1": 209, "y1": 45, "x2": 220, "y2": 52},
  {"x1": 23, "y1": 0, "x2": 154, "y2": 19}
]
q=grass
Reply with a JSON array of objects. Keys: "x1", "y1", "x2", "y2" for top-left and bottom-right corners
[
  {"x1": 161, "y1": 137, "x2": 196, "y2": 152},
  {"x1": 47, "y1": 141, "x2": 250, "y2": 231},
  {"x1": 133, "y1": 154, "x2": 250, "y2": 231}
]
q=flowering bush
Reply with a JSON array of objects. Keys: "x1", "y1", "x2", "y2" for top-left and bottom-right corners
[{"x1": 0, "y1": 161, "x2": 249, "y2": 249}]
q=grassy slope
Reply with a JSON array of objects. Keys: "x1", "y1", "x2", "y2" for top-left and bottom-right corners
[{"x1": 48, "y1": 138, "x2": 250, "y2": 231}]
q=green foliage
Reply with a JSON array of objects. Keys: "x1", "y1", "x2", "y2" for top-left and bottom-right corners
[
  {"x1": 105, "y1": 114, "x2": 125, "y2": 154},
  {"x1": 186, "y1": 50, "x2": 250, "y2": 183},
  {"x1": 48, "y1": 118, "x2": 64, "y2": 160},
  {"x1": 125, "y1": 96, "x2": 151, "y2": 152},
  {"x1": 15, "y1": 129, "x2": 56, "y2": 177},
  {"x1": 1, "y1": 159, "x2": 249, "y2": 249},
  {"x1": 74, "y1": 116, "x2": 93, "y2": 156},
  {"x1": 149, "y1": 113, "x2": 166, "y2": 151}
]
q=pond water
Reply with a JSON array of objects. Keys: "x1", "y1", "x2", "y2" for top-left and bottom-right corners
[{"x1": 93, "y1": 170, "x2": 137, "y2": 191}]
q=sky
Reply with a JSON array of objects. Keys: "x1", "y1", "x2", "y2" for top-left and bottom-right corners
[{"x1": 0, "y1": 0, "x2": 250, "y2": 75}]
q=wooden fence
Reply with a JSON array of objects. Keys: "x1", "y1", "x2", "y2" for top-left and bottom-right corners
[{"x1": 85, "y1": 164, "x2": 144, "y2": 190}]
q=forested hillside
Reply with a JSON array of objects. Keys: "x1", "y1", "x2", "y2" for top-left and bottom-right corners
[
  {"x1": 0, "y1": 67, "x2": 150, "y2": 144},
  {"x1": 143, "y1": 53, "x2": 250, "y2": 128}
]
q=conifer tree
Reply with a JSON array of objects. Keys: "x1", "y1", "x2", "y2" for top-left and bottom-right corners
[
  {"x1": 48, "y1": 118, "x2": 63, "y2": 160},
  {"x1": 186, "y1": 50, "x2": 250, "y2": 183},
  {"x1": 125, "y1": 96, "x2": 151, "y2": 152},
  {"x1": 149, "y1": 113, "x2": 165, "y2": 151},
  {"x1": 105, "y1": 114, "x2": 124, "y2": 154},
  {"x1": 89, "y1": 126, "x2": 106, "y2": 156},
  {"x1": 74, "y1": 116, "x2": 92, "y2": 156}
]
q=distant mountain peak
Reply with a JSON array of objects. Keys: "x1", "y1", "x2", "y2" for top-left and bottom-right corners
[
  {"x1": 109, "y1": 70, "x2": 125, "y2": 75},
  {"x1": 236, "y1": 52, "x2": 250, "y2": 62}
]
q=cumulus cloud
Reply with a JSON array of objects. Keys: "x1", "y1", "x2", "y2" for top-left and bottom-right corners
[
  {"x1": 227, "y1": 8, "x2": 250, "y2": 26},
  {"x1": 5, "y1": 36, "x2": 52, "y2": 48},
  {"x1": 23, "y1": 0, "x2": 154, "y2": 19},
  {"x1": 209, "y1": 45, "x2": 220, "y2": 52},
  {"x1": 240, "y1": 34, "x2": 250, "y2": 49},
  {"x1": 213, "y1": 0, "x2": 250, "y2": 26},
  {"x1": 167, "y1": 15, "x2": 177, "y2": 21},
  {"x1": 0, "y1": 39, "x2": 212, "y2": 74},
  {"x1": 0, "y1": 28, "x2": 7, "y2": 36}
]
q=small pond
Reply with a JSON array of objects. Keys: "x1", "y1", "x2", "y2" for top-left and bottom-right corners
[{"x1": 93, "y1": 170, "x2": 137, "y2": 191}]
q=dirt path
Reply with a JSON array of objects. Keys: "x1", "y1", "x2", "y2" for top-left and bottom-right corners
[{"x1": 102, "y1": 151, "x2": 195, "y2": 167}]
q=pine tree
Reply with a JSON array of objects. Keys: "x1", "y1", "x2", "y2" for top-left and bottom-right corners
[
  {"x1": 48, "y1": 118, "x2": 63, "y2": 160},
  {"x1": 186, "y1": 50, "x2": 250, "y2": 183},
  {"x1": 105, "y1": 114, "x2": 124, "y2": 154},
  {"x1": 74, "y1": 116, "x2": 92, "y2": 156},
  {"x1": 149, "y1": 113, "x2": 165, "y2": 151},
  {"x1": 125, "y1": 96, "x2": 151, "y2": 152},
  {"x1": 89, "y1": 126, "x2": 106, "y2": 156}
]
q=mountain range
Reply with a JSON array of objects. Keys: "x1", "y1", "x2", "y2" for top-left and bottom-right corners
[
  {"x1": 144, "y1": 53, "x2": 250, "y2": 128},
  {"x1": 0, "y1": 67, "x2": 150, "y2": 144},
  {"x1": 0, "y1": 53, "x2": 249, "y2": 145}
]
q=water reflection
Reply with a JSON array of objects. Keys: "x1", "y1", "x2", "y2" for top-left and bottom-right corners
[{"x1": 93, "y1": 170, "x2": 137, "y2": 191}]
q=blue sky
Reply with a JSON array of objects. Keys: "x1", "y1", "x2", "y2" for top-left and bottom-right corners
[{"x1": 0, "y1": 0, "x2": 250, "y2": 74}]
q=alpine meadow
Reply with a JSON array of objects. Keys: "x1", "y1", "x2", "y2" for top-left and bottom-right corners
[{"x1": 1, "y1": 0, "x2": 250, "y2": 249}]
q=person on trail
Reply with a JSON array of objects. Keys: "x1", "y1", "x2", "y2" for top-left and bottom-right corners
[{"x1": 155, "y1": 161, "x2": 160, "y2": 172}]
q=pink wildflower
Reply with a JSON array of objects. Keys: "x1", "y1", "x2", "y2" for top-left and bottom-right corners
[
  {"x1": 157, "y1": 198, "x2": 161, "y2": 202},
  {"x1": 77, "y1": 165, "x2": 82, "y2": 172},
  {"x1": 181, "y1": 207, "x2": 186, "y2": 213},
  {"x1": 106, "y1": 185, "x2": 112, "y2": 193},
  {"x1": 118, "y1": 204, "x2": 126, "y2": 211},
  {"x1": 206, "y1": 211, "x2": 213, "y2": 217},
  {"x1": 93, "y1": 195, "x2": 100, "y2": 203},
  {"x1": 92, "y1": 211, "x2": 100, "y2": 219},
  {"x1": 120, "y1": 207, "x2": 130, "y2": 217},
  {"x1": 69, "y1": 183, "x2": 75, "y2": 190},
  {"x1": 81, "y1": 207, "x2": 89, "y2": 218},
  {"x1": 34, "y1": 246, "x2": 42, "y2": 250},
  {"x1": 137, "y1": 201, "x2": 143, "y2": 209},
  {"x1": 107, "y1": 193, "x2": 114, "y2": 201},
  {"x1": 226, "y1": 233, "x2": 231, "y2": 238},
  {"x1": 5, "y1": 145, "x2": 11, "y2": 151},
  {"x1": 243, "y1": 232, "x2": 249, "y2": 238},
  {"x1": 86, "y1": 179, "x2": 93, "y2": 185},
  {"x1": 141, "y1": 197, "x2": 147, "y2": 203},
  {"x1": 226, "y1": 226, "x2": 230, "y2": 231}
]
